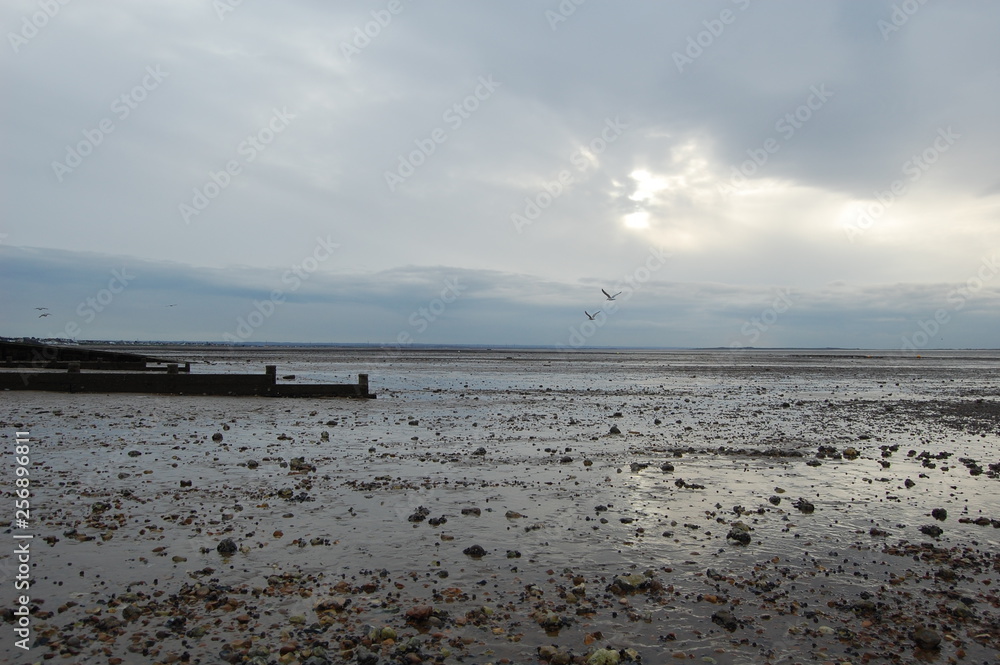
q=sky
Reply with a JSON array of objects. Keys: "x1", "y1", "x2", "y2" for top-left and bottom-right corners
[{"x1": 2, "y1": 0, "x2": 999, "y2": 350}]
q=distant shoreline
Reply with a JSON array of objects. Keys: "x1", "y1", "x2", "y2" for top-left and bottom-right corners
[{"x1": 5, "y1": 336, "x2": 998, "y2": 352}]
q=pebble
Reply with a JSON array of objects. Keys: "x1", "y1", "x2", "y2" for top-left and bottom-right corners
[
  {"x1": 726, "y1": 524, "x2": 751, "y2": 545},
  {"x1": 216, "y1": 538, "x2": 238, "y2": 555},
  {"x1": 919, "y1": 524, "x2": 943, "y2": 538},
  {"x1": 587, "y1": 648, "x2": 620, "y2": 665},
  {"x1": 912, "y1": 626, "x2": 941, "y2": 649},
  {"x1": 711, "y1": 610, "x2": 739, "y2": 632},
  {"x1": 405, "y1": 605, "x2": 434, "y2": 622},
  {"x1": 793, "y1": 498, "x2": 815, "y2": 513}
]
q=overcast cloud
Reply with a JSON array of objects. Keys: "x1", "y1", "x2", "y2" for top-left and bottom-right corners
[{"x1": 2, "y1": 0, "x2": 999, "y2": 350}]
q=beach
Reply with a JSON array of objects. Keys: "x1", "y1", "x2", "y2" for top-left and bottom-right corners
[{"x1": 2, "y1": 347, "x2": 999, "y2": 665}]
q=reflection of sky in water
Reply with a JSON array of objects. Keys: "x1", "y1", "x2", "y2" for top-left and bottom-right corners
[{"x1": 3, "y1": 347, "x2": 998, "y2": 663}]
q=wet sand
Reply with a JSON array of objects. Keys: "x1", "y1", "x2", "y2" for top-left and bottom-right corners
[{"x1": 2, "y1": 348, "x2": 999, "y2": 665}]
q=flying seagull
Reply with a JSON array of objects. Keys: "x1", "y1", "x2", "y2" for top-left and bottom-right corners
[
  {"x1": 38, "y1": 312, "x2": 51, "y2": 317},
  {"x1": 34, "y1": 307, "x2": 48, "y2": 311},
  {"x1": 585, "y1": 311, "x2": 601, "y2": 320},
  {"x1": 602, "y1": 289, "x2": 621, "y2": 301}
]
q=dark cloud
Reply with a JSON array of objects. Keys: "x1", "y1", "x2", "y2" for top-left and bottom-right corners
[
  {"x1": 2, "y1": 246, "x2": 997, "y2": 349},
  {"x1": 2, "y1": 1, "x2": 998, "y2": 347}
]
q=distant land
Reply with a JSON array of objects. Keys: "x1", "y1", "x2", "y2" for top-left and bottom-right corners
[{"x1": 10, "y1": 336, "x2": 996, "y2": 352}]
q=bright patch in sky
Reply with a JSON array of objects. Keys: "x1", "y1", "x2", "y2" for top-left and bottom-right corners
[{"x1": 623, "y1": 211, "x2": 650, "y2": 229}]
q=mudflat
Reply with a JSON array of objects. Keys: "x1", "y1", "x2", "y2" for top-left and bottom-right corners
[{"x1": 2, "y1": 348, "x2": 998, "y2": 665}]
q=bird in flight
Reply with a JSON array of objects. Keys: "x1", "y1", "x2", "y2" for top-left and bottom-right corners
[
  {"x1": 602, "y1": 289, "x2": 621, "y2": 301},
  {"x1": 585, "y1": 311, "x2": 601, "y2": 320},
  {"x1": 34, "y1": 307, "x2": 48, "y2": 311},
  {"x1": 38, "y1": 312, "x2": 51, "y2": 318}
]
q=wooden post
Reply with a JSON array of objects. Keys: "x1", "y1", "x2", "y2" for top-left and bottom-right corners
[
  {"x1": 358, "y1": 373, "x2": 369, "y2": 395},
  {"x1": 266, "y1": 365, "x2": 277, "y2": 384},
  {"x1": 167, "y1": 363, "x2": 179, "y2": 374}
]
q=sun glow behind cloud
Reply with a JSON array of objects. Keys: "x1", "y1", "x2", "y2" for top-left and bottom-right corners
[
  {"x1": 623, "y1": 211, "x2": 650, "y2": 229},
  {"x1": 611, "y1": 129, "x2": 1000, "y2": 279}
]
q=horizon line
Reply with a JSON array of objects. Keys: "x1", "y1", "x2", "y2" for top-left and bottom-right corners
[{"x1": 4, "y1": 336, "x2": 998, "y2": 353}]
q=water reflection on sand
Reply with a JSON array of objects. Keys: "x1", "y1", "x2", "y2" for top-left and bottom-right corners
[{"x1": 2, "y1": 347, "x2": 998, "y2": 664}]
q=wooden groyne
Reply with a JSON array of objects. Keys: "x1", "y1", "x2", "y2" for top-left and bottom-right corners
[
  {"x1": 1, "y1": 339, "x2": 187, "y2": 372},
  {"x1": 0, "y1": 364, "x2": 375, "y2": 398}
]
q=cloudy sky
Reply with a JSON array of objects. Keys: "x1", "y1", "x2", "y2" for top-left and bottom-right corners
[{"x1": 2, "y1": 0, "x2": 999, "y2": 349}]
